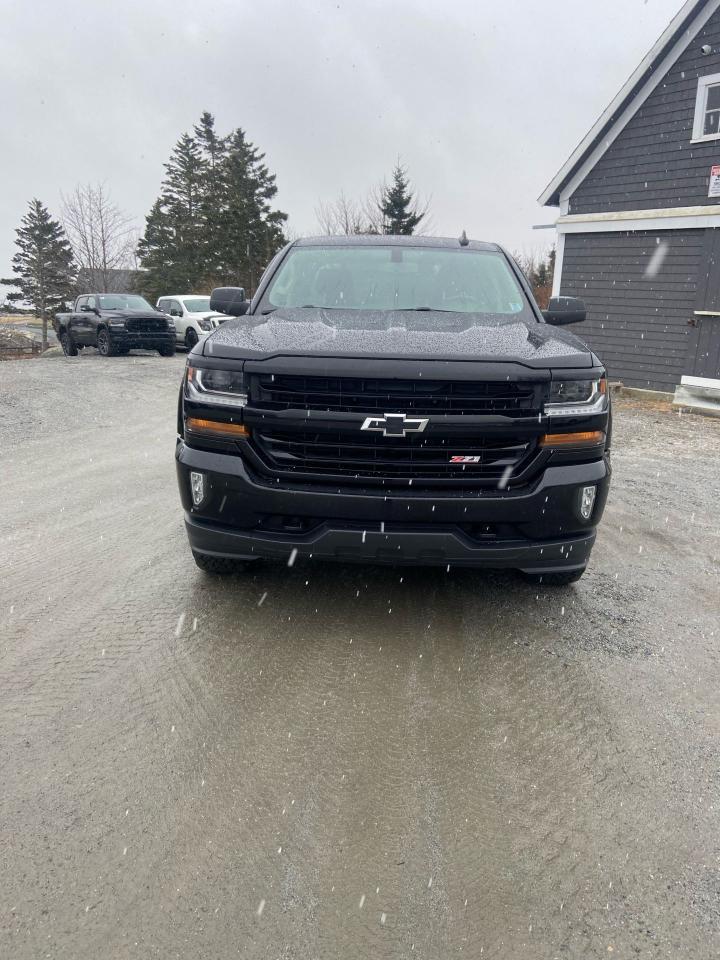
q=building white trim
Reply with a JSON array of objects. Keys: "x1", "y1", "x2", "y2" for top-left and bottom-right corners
[
  {"x1": 551, "y1": 233, "x2": 565, "y2": 297},
  {"x1": 555, "y1": 204, "x2": 720, "y2": 233},
  {"x1": 539, "y1": 0, "x2": 720, "y2": 207},
  {"x1": 692, "y1": 70, "x2": 720, "y2": 139}
]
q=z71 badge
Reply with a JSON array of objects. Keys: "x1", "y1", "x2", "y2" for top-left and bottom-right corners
[{"x1": 450, "y1": 456, "x2": 482, "y2": 464}]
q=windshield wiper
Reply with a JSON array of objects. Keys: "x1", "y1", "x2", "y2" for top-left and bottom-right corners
[
  {"x1": 397, "y1": 306, "x2": 456, "y2": 313},
  {"x1": 262, "y1": 304, "x2": 332, "y2": 314}
]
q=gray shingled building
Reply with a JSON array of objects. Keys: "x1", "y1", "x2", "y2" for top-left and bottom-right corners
[{"x1": 541, "y1": 0, "x2": 720, "y2": 392}]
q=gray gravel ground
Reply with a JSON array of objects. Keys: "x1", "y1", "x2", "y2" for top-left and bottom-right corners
[{"x1": 1, "y1": 352, "x2": 719, "y2": 960}]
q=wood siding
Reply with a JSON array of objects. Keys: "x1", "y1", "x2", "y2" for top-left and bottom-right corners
[
  {"x1": 570, "y1": 6, "x2": 720, "y2": 214},
  {"x1": 559, "y1": 229, "x2": 703, "y2": 390}
]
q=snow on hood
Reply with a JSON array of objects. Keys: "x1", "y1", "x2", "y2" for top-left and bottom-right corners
[{"x1": 203, "y1": 307, "x2": 595, "y2": 368}]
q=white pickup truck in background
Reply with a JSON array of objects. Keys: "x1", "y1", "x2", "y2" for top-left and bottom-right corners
[{"x1": 156, "y1": 295, "x2": 228, "y2": 350}]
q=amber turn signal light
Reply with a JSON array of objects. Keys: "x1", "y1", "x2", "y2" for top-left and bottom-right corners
[
  {"x1": 540, "y1": 430, "x2": 605, "y2": 448},
  {"x1": 186, "y1": 417, "x2": 250, "y2": 439}
]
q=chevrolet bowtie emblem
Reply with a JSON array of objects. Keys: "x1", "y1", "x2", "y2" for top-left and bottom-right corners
[{"x1": 360, "y1": 413, "x2": 429, "y2": 437}]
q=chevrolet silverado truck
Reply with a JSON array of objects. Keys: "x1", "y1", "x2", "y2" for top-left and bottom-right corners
[
  {"x1": 54, "y1": 293, "x2": 176, "y2": 357},
  {"x1": 175, "y1": 235, "x2": 611, "y2": 585}
]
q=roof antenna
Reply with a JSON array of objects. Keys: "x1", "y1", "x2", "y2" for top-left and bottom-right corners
[{"x1": 459, "y1": 230, "x2": 469, "y2": 247}]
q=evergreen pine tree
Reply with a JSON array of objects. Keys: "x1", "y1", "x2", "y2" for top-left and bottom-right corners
[
  {"x1": 163, "y1": 133, "x2": 206, "y2": 287},
  {"x1": 535, "y1": 259, "x2": 549, "y2": 288},
  {"x1": 193, "y1": 112, "x2": 228, "y2": 283},
  {"x1": 1, "y1": 199, "x2": 76, "y2": 348},
  {"x1": 379, "y1": 164, "x2": 424, "y2": 235},
  {"x1": 137, "y1": 134, "x2": 206, "y2": 298},
  {"x1": 136, "y1": 199, "x2": 179, "y2": 299},
  {"x1": 217, "y1": 127, "x2": 287, "y2": 292},
  {"x1": 138, "y1": 116, "x2": 287, "y2": 297}
]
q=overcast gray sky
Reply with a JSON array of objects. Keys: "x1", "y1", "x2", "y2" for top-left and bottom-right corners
[{"x1": 1, "y1": 0, "x2": 682, "y2": 285}]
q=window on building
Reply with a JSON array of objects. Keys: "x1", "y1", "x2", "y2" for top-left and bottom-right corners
[{"x1": 692, "y1": 73, "x2": 720, "y2": 141}]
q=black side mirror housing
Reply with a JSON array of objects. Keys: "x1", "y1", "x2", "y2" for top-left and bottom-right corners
[
  {"x1": 542, "y1": 296, "x2": 586, "y2": 325},
  {"x1": 210, "y1": 286, "x2": 250, "y2": 316}
]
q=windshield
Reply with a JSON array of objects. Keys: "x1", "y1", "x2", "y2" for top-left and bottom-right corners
[
  {"x1": 181, "y1": 297, "x2": 212, "y2": 312},
  {"x1": 97, "y1": 294, "x2": 154, "y2": 311},
  {"x1": 261, "y1": 245, "x2": 530, "y2": 315}
]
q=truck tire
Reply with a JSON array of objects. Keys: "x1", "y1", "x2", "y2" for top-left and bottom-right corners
[
  {"x1": 96, "y1": 328, "x2": 118, "y2": 357},
  {"x1": 159, "y1": 343, "x2": 176, "y2": 357},
  {"x1": 521, "y1": 568, "x2": 586, "y2": 586},
  {"x1": 185, "y1": 328, "x2": 199, "y2": 350},
  {"x1": 192, "y1": 550, "x2": 251, "y2": 575},
  {"x1": 59, "y1": 330, "x2": 78, "y2": 356}
]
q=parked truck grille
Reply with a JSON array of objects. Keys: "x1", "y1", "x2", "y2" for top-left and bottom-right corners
[
  {"x1": 125, "y1": 317, "x2": 167, "y2": 333},
  {"x1": 254, "y1": 375, "x2": 540, "y2": 416},
  {"x1": 252, "y1": 429, "x2": 536, "y2": 485}
]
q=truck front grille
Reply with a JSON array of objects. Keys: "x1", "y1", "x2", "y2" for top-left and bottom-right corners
[
  {"x1": 252, "y1": 428, "x2": 536, "y2": 485},
  {"x1": 125, "y1": 317, "x2": 167, "y2": 333},
  {"x1": 254, "y1": 375, "x2": 540, "y2": 416}
]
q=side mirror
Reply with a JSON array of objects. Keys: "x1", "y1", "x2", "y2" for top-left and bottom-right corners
[
  {"x1": 210, "y1": 286, "x2": 250, "y2": 316},
  {"x1": 170, "y1": 308, "x2": 182, "y2": 317},
  {"x1": 542, "y1": 296, "x2": 586, "y2": 325}
]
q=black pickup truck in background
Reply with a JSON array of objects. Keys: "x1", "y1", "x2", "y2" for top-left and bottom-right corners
[
  {"x1": 54, "y1": 293, "x2": 176, "y2": 357},
  {"x1": 176, "y1": 235, "x2": 611, "y2": 585}
]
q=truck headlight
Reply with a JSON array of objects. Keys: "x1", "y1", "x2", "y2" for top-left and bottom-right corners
[
  {"x1": 186, "y1": 366, "x2": 247, "y2": 407},
  {"x1": 109, "y1": 319, "x2": 125, "y2": 328},
  {"x1": 198, "y1": 319, "x2": 212, "y2": 331},
  {"x1": 545, "y1": 378, "x2": 607, "y2": 416}
]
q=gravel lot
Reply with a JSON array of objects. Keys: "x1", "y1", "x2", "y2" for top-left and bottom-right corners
[{"x1": 1, "y1": 353, "x2": 719, "y2": 959}]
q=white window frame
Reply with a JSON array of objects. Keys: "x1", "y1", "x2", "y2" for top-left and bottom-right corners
[{"x1": 691, "y1": 72, "x2": 720, "y2": 142}]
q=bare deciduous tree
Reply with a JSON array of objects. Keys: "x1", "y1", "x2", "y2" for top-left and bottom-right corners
[
  {"x1": 511, "y1": 246, "x2": 555, "y2": 309},
  {"x1": 61, "y1": 183, "x2": 137, "y2": 292},
  {"x1": 316, "y1": 180, "x2": 432, "y2": 237},
  {"x1": 315, "y1": 191, "x2": 371, "y2": 236}
]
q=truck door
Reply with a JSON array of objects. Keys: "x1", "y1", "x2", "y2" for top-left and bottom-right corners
[{"x1": 72, "y1": 297, "x2": 91, "y2": 344}]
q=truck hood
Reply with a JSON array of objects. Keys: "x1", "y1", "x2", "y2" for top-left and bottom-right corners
[
  {"x1": 203, "y1": 307, "x2": 595, "y2": 368},
  {"x1": 100, "y1": 309, "x2": 166, "y2": 321}
]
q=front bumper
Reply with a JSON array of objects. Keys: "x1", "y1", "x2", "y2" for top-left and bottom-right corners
[
  {"x1": 110, "y1": 330, "x2": 175, "y2": 349},
  {"x1": 176, "y1": 442, "x2": 610, "y2": 572}
]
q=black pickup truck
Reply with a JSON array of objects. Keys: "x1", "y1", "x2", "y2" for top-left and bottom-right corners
[
  {"x1": 54, "y1": 293, "x2": 176, "y2": 356},
  {"x1": 175, "y1": 236, "x2": 611, "y2": 585}
]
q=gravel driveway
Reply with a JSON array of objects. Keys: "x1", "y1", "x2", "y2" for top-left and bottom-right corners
[{"x1": 1, "y1": 353, "x2": 719, "y2": 959}]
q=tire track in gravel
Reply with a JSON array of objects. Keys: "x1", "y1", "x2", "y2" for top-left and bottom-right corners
[{"x1": 2, "y1": 358, "x2": 720, "y2": 959}]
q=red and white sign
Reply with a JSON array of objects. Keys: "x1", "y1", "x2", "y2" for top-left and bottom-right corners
[{"x1": 709, "y1": 165, "x2": 720, "y2": 198}]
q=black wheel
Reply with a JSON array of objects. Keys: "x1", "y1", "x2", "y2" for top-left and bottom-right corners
[
  {"x1": 159, "y1": 343, "x2": 176, "y2": 357},
  {"x1": 185, "y1": 328, "x2": 199, "y2": 350},
  {"x1": 192, "y1": 550, "x2": 251, "y2": 575},
  {"x1": 96, "y1": 328, "x2": 118, "y2": 357},
  {"x1": 59, "y1": 330, "x2": 78, "y2": 356},
  {"x1": 521, "y1": 568, "x2": 586, "y2": 586}
]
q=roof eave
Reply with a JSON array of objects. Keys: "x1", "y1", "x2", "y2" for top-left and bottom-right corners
[{"x1": 539, "y1": 0, "x2": 710, "y2": 208}]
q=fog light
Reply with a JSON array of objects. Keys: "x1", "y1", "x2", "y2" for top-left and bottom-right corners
[
  {"x1": 190, "y1": 471, "x2": 206, "y2": 507},
  {"x1": 579, "y1": 485, "x2": 596, "y2": 520}
]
